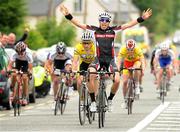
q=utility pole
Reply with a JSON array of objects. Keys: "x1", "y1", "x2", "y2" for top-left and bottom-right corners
[
  {"x1": 47, "y1": 0, "x2": 53, "y2": 21},
  {"x1": 83, "y1": 0, "x2": 87, "y2": 24}
]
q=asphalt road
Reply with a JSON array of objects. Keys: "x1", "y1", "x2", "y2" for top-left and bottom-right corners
[{"x1": 0, "y1": 60, "x2": 180, "y2": 132}]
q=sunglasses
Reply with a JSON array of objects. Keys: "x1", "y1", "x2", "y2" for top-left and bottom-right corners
[
  {"x1": 99, "y1": 18, "x2": 110, "y2": 23},
  {"x1": 58, "y1": 52, "x2": 64, "y2": 55},
  {"x1": 82, "y1": 42, "x2": 91, "y2": 45}
]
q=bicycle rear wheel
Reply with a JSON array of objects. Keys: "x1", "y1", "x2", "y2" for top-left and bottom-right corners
[
  {"x1": 79, "y1": 85, "x2": 86, "y2": 125},
  {"x1": 87, "y1": 93, "x2": 93, "y2": 124}
]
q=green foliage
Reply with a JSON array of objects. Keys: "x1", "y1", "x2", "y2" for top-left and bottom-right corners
[
  {"x1": 36, "y1": 18, "x2": 77, "y2": 47},
  {"x1": 132, "y1": 0, "x2": 180, "y2": 43},
  {"x1": 26, "y1": 30, "x2": 48, "y2": 50},
  {"x1": 0, "y1": 0, "x2": 26, "y2": 33}
]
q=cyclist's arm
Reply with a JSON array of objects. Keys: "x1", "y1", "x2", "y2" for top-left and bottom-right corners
[
  {"x1": 72, "y1": 55, "x2": 80, "y2": 71},
  {"x1": 140, "y1": 56, "x2": 145, "y2": 71},
  {"x1": 121, "y1": 8, "x2": 152, "y2": 30},
  {"x1": 150, "y1": 50, "x2": 156, "y2": 70},
  {"x1": 7, "y1": 60, "x2": 15, "y2": 72},
  {"x1": 15, "y1": 28, "x2": 29, "y2": 45},
  {"x1": 60, "y1": 4, "x2": 87, "y2": 30},
  {"x1": 46, "y1": 59, "x2": 53, "y2": 74},
  {"x1": 28, "y1": 63, "x2": 33, "y2": 73}
]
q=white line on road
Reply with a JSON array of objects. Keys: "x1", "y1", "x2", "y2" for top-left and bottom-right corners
[
  {"x1": 154, "y1": 120, "x2": 180, "y2": 123},
  {"x1": 127, "y1": 102, "x2": 169, "y2": 132},
  {"x1": 146, "y1": 127, "x2": 180, "y2": 131}
]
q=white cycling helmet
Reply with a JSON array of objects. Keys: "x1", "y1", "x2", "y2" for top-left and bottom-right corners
[
  {"x1": 81, "y1": 31, "x2": 93, "y2": 42},
  {"x1": 126, "y1": 39, "x2": 136, "y2": 51},
  {"x1": 160, "y1": 42, "x2": 170, "y2": 50},
  {"x1": 64, "y1": 59, "x2": 72, "y2": 66},
  {"x1": 99, "y1": 12, "x2": 112, "y2": 22}
]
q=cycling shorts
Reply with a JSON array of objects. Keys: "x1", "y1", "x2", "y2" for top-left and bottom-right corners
[
  {"x1": 79, "y1": 61, "x2": 90, "y2": 75},
  {"x1": 123, "y1": 59, "x2": 141, "y2": 75}
]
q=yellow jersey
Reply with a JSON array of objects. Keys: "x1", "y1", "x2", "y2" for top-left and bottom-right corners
[
  {"x1": 118, "y1": 46, "x2": 144, "y2": 61},
  {"x1": 74, "y1": 43, "x2": 95, "y2": 64}
]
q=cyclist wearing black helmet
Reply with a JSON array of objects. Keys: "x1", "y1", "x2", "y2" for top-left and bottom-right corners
[{"x1": 7, "y1": 41, "x2": 33, "y2": 105}]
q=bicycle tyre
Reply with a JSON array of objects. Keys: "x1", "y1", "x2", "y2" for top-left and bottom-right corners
[
  {"x1": 127, "y1": 80, "x2": 134, "y2": 115},
  {"x1": 79, "y1": 85, "x2": 86, "y2": 125},
  {"x1": 87, "y1": 93, "x2": 93, "y2": 124},
  {"x1": 60, "y1": 84, "x2": 67, "y2": 115}
]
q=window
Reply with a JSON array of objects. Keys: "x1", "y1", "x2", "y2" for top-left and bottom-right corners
[{"x1": 74, "y1": 0, "x2": 83, "y2": 13}]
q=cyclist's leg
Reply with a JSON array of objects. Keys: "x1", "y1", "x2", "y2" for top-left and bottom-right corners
[
  {"x1": 133, "y1": 60, "x2": 141, "y2": 95},
  {"x1": 107, "y1": 59, "x2": 120, "y2": 100},
  {"x1": 22, "y1": 74, "x2": 29, "y2": 105},
  {"x1": 88, "y1": 59, "x2": 99, "y2": 112},
  {"x1": 52, "y1": 74, "x2": 59, "y2": 100}
]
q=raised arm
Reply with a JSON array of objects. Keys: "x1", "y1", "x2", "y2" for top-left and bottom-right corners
[
  {"x1": 121, "y1": 8, "x2": 152, "y2": 30},
  {"x1": 60, "y1": 4, "x2": 87, "y2": 30}
]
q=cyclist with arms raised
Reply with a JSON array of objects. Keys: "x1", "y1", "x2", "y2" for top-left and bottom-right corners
[
  {"x1": 7, "y1": 41, "x2": 33, "y2": 105},
  {"x1": 117, "y1": 39, "x2": 145, "y2": 108},
  {"x1": 60, "y1": 5, "x2": 152, "y2": 112}
]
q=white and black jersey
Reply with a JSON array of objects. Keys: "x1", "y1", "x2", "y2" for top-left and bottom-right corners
[
  {"x1": 10, "y1": 52, "x2": 33, "y2": 72},
  {"x1": 49, "y1": 52, "x2": 71, "y2": 70}
]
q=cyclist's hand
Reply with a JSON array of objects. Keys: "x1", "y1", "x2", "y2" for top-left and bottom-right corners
[
  {"x1": 60, "y1": 4, "x2": 69, "y2": 15},
  {"x1": 142, "y1": 8, "x2": 152, "y2": 20}
]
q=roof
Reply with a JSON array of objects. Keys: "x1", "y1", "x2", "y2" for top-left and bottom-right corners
[
  {"x1": 99, "y1": 0, "x2": 139, "y2": 13},
  {"x1": 26, "y1": 0, "x2": 63, "y2": 16}
]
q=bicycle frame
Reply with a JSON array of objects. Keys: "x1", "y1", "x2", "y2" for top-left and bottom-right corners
[
  {"x1": 89, "y1": 69, "x2": 114, "y2": 128},
  {"x1": 77, "y1": 70, "x2": 93, "y2": 125},
  {"x1": 122, "y1": 67, "x2": 141, "y2": 114},
  {"x1": 159, "y1": 68, "x2": 168, "y2": 104},
  {"x1": 54, "y1": 69, "x2": 71, "y2": 115}
]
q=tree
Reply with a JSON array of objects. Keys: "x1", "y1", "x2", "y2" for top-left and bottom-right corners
[
  {"x1": 0, "y1": 0, "x2": 26, "y2": 33},
  {"x1": 36, "y1": 18, "x2": 77, "y2": 47},
  {"x1": 132, "y1": 0, "x2": 180, "y2": 42},
  {"x1": 26, "y1": 30, "x2": 48, "y2": 50}
]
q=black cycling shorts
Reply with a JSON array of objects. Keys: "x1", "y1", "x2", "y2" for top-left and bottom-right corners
[
  {"x1": 79, "y1": 61, "x2": 90, "y2": 75},
  {"x1": 89, "y1": 57, "x2": 118, "y2": 72}
]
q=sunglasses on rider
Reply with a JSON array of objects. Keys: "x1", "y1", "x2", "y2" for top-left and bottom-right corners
[
  {"x1": 99, "y1": 18, "x2": 110, "y2": 23},
  {"x1": 82, "y1": 42, "x2": 91, "y2": 45}
]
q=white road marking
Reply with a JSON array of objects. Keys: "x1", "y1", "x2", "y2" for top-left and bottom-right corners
[
  {"x1": 127, "y1": 102, "x2": 169, "y2": 132},
  {"x1": 146, "y1": 127, "x2": 180, "y2": 131}
]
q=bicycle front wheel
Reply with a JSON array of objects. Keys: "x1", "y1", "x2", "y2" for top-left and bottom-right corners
[
  {"x1": 60, "y1": 84, "x2": 68, "y2": 115},
  {"x1": 98, "y1": 88, "x2": 105, "y2": 128},
  {"x1": 78, "y1": 85, "x2": 86, "y2": 125}
]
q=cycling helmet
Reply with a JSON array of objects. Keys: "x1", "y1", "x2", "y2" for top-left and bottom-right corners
[
  {"x1": 81, "y1": 31, "x2": 93, "y2": 42},
  {"x1": 160, "y1": 41, "x2": 169, "y2": 50},
  {"x1": 56, "y1": 41, "x2": 66, "y2": 54},
  {"x1": 99, "y1": 12, "x2": 112, "y2": 22},
  {"x1": 15, "y1": 41, "x2": 26, "y2": 53},
  {"x1": 126, "y1": 39, "x2": 136, "y2": 51}
]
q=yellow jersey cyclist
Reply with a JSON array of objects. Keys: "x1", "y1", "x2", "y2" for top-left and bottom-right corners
[
  {"x1": 153, "y1": 42, "x2": 177, "y2": 97},
  {"x1": 7, "y1": 41, "x2": 33, "y2": 106},
  {"x1": 45, "y1": 42, "x2": 72, "y2": 109},
  {"x1": 72, "y1": 31, "x2": 95, "y2": 92},
  {"x1": 60, "y1": 4, "x2": 152, "y2": 112},
  {"x1": 117, "y1": 39, "x2": 145, "y2": 108}
]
